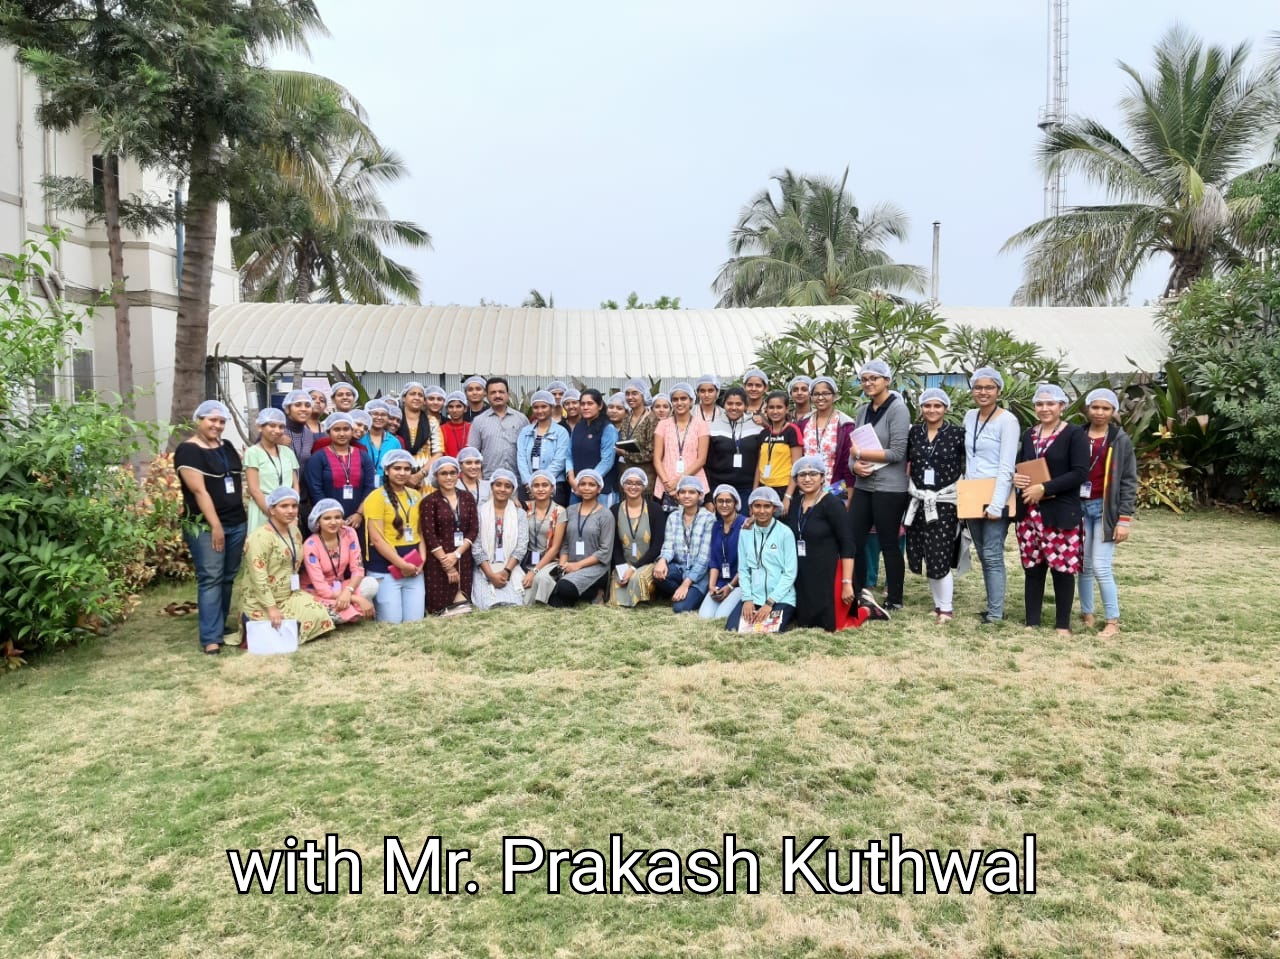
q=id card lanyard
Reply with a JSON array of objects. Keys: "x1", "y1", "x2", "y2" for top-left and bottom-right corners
[{"x1": 272, "y1": 524, "x2": 300, "y2": 591}]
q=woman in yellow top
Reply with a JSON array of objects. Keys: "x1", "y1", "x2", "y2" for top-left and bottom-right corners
[
  {"x1": 360, "y1": 448, "x2": 426, "y2": 623},
  {"x1": 236, "y1": 487, "x2": 335, "y2": 647},
  {"x1": 754, "y1": 390, "x2": 803, "y2": 510}
]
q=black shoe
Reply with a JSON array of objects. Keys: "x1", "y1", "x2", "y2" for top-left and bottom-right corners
[
  {"x1": 886, "y1": 602, "x2": 904, "y2": 612},
  {"x1": 860, "y1": 589, "x2": 890, "y2": 621},
  {"x1": 979, "y1": 612, "x2": 1001, "y2": 625}
]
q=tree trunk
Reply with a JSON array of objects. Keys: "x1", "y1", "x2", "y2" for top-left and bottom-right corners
[
  {"x1": 166, "y1": 155, "x2": 220, "y2": 449},
  {"x1": 1164, "y1": 249, "x2": 1207, "y2": 299},
  {"x1": 293, "y1": 245, "x2": 312, "y2": 302},
  {"x1": 102, "y1": 154, "x2": 133, "y2": 408}
]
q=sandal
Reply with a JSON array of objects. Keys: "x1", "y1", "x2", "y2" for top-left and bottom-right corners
[
  {"x1": 937, "y1": 611, "x2": 953, "y2": 625},
  {"x1": 203, "y1": 643, "x2": 222, "y2": 655},
  {"x1": 1081, "y1": 613, "x2": 1096, "y2": 628},
  {"x1": 1098, "y1": 622, "x2": 1120, "y2": 638},
  {"x1": 164, "y1": 601, "x2": 197, "y2": 617}
]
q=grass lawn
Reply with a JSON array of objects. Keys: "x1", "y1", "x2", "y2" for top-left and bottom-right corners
[{"x1": 2, "y1": 508, "x2": 1279, "y2": 958}]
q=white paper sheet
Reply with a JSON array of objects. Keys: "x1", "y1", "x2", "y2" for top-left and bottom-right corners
[{"x1": 245, "y1": 620, "x2": 299, "y2": 655}]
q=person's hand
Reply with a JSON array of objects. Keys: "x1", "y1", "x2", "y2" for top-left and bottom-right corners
[
  {"x1": 653, "y1": 559, "x2": 668, "y2": 581},
  {"x1": 713, "y1": 584, "x2": 730, "y2": 600},
  {"x1": 1013, "y1": 472, "x2": 1030, "y2": 490},
  {"x1": 267, "y1": 605, "x2": 283, "y2": 629},
  {"x1": 673, "y1": 583, "x2": 689, "y2": 603},
  {"x1": 1114, "y1": 524, "x2": 1130, "y2": 544},
  {"x1": 439, "y1": 551, "x2": 458, "y2": 571},
  {"x1": 353, "y1": 595, "x2": 375, "y2": 616},
  {"x1": 447, "y1": 568, "x2": 459, "y2": 585},
  {"x1": 618, "y1": 567, "x2": 634, "y2": 586},
  {"x1": 211, "y1": 523, "x2": 225, "y2": 553},
  {"x1": 1022, "y1": 483, "x2": 1046, "y2": 505},
  {"x1": 522, "y1": 570, "x2": 536, "y2": 591},
  {"x1": 334, "y1": 587, "x2": 351, "y2": 612},
  {"x1": 753, "y1": 602, "x2": 773, "y2": 625},
  {"x1": 840, "y1": 583, "x2": 855, "y2": 607},
  {"x1": 740, "y1": 601, "x2": 755, "y2": 624},
  {"x1": 397, "y1": 558, "x2": 421, "y2": 577},
  {"x1": 345, "y1": 513, "x2": 362, "y2": 528},
  {"x1": 853, "y1": 460, "x2": 875, "y2": 477}
]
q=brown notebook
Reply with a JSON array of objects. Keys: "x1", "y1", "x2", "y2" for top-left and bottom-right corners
[
  {"x1": 1015, "y1": 457, "x2": 1051, "y2": 486},
  {"x1": 956, "y1": 478, "x2": 1017, "y2": 519}
]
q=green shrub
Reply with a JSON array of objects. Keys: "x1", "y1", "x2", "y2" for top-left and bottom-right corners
[{"x1": 0, "y1": 234, "x2": 165, "y2": 668}]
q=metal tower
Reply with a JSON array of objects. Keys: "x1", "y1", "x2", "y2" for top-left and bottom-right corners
[{"x1": 1037, "y1": 0, "x2": 1069, "y2": 219}]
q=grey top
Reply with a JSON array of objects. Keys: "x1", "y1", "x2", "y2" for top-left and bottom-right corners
[
  {"x1": 560, "y1": 503, "x2": 615, "y2": 591},
  {"x1": 469, "y1": 407, "x2": 530, "y2": 478},
  {"x1": 471, "y1": 503, "x2": 529, "y2": 566},
  {"x1": 852, "y1": 394, "x2": 911, "y2": 493}
]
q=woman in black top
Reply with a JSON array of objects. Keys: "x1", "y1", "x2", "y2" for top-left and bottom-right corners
[
  {"x1": 175, "y1": 400, "x2": 249, "y2": 654},
  {"x1": 705, "y1": 387, "x2": 762, "y2": 513},
  {"x1": 1013, "y1": 384, "x2": 1090, "y2": 634},
  {"x1": 785, "y1": 456, "x2": 856, "y2": 632},
  {"x1": 904, "y1": 388, "x2": 966, "y2": 624}
]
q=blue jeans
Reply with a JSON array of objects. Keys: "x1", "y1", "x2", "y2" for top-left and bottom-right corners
[
  {"x1": 967, "y1": 516, "x2": 1010, "y2": 620},
  {"x1": 1078, "y1": 498, "x2": 1119, "y2": 620},
  {"x1": 371, "y1": 570, "x2": 426, "y2": 624},
  {"x1": 184, "y1": 522, "x2": 247, "y2": 648},
  {"x1": 698, "y1": 586, "x2": 741, "y2": 619},
  {"x1": 653, "y1": 561, "x2": 706, "y2": 613}
]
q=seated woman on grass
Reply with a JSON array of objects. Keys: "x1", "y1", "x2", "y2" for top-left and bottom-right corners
[
  {"x1": 608, "y1": 467, "x2": 666, "y2": 608},
  {"x1": 471, "y1": 469, "x2": 528, "y2": 610},
  {"x1": 521, "y1": 470, "x2": 568, "y2": 605},
  {"x1": 725, "y1": 487, "x2": 798, "y2": 633},
  {"x1": 237, "y1": 487, "x2": 335, "y2": 647},
  {"x1": 653, "y1": 475, "x2": 715, "y2": 613},
  {"x1": 302, "y1": 498, "x2": 378, "y2": 625}
]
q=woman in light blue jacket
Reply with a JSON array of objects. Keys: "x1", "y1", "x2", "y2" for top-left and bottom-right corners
[
  {"x1": 963, "y1": 367, "x2": 1021, "y2": 624},
  {"x1": 726, "y1": 487, "x2": 797, "y2": 632}
]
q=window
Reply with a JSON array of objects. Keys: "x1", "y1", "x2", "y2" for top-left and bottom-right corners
[{"x1": 73, "y1": 349, "x2": 94, "y2": 399}]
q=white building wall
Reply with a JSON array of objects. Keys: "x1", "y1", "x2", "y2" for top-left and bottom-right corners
[{"x1": 1, "y1": 46, "x2": 238, "y2": 429}]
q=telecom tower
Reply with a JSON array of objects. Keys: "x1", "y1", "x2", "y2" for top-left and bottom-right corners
[{"x1": 1037, "y1": 0, "x2": 1069, "y2": 219}]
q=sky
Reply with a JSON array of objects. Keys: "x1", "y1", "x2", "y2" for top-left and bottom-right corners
[{"x1": 272, "y1": 0, "x2": 1277, "y2": 310}]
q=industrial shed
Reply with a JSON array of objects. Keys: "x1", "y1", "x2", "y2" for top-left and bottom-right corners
[{"x1": 206, "y1": 302, "x2": 1168, "y2": 435}]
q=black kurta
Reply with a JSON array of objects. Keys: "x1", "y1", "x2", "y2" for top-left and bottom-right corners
[
  {"x1": 785, "y1": 492, "x2": 853, "y2": 632},
  {"x1": 905, "y1": 422, "x2": 966, "y2": 579}
]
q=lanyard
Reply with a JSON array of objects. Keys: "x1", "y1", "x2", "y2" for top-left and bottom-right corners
[
  {"x1": 729, "y1": 418, "x2": 742, "y2": 452},
  {"x1": 674, "y1": 418, "x2": 692, "y2": 458},
  {"x1": 259, "y1": 443, "x2": 283, "y2": 486},
  {"x1": 753, "y1": 522, "x2": 773, "y2": 567},
  {"x1": 764, "y1": 425, "x2": 790, "y2": 447},
  {"x1": 272, "y1": 524, "x2": 297, "y2": 569},
  {"x1": 809, "y1": 412, "x2": 836, "y2": 452},
  {"x1": 446, "y1": 494, "x2": 462, "y2": 530},
  {"x1": 681, "y1": 512, "x2": 696, "y2": 556},
  {"x1": 624, "y1": 503, "x2": 644, "y2": 546},
  {"x1": 320, "y1": 532, "x2": 344, "y2": 580},
  {"x1": 332, "y1": 449, "x2": 352, "y2": 487},
  {"x1": 971, "y1": 409, "x2": 997, "y2": 457},
  {"x1": 1088, "y1": 433, "x2": 1108, "y2": 471},
  {"x1": 795, "y1": 495, "x2": 821, "y2": 542},
  {"x1": 530, "y1": 502, "x2": 556, "y2": 550},
  {"x1": 214, "y1": 442, "x2": 232, "y2": 477},
  {"x1": 576, "y1": 503, "x2": 597, "y2": 541},
  {"x1": 719, "y1": 521, "x2": 734, "y2": 567},
  {"x1": 384, "y1": 486, "x2": 414, "y2": 533}
]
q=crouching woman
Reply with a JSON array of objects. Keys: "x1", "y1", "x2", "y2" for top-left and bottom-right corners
[{"x1": 726, "y1": 487, "x2": 797, "y2": 632}]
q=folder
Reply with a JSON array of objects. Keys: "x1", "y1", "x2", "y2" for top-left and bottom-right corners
[
  {"x1": 1015, "y1": 457, "x2": 1051, "y2": 487},
  {"x1": 956, "y1": 478, "x2": 1016, "y2": 519}
]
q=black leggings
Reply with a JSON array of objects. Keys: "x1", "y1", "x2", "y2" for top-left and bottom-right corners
[
  {"x1": 547, "y1": 575, "x2": 604, "y2": 608},
  {"x1": 850, "y1": 489, "x2": 909, "y2": 605},
  {"x1": 1024, "y1": 563, "x2": 1075, "y2": 629}
]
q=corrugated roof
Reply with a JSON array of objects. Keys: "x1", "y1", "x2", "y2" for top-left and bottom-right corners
[{"x1": 208, "y1": 303, "x2": 1168, "y2": 377}]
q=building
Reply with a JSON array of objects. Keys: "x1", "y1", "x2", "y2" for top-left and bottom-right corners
[
  {"x1": 1, "y1": 47, "x2": 239, "y2": 427},
  {"x1": 207, "y1": 302, "x2": 1169, "y2": 437}
]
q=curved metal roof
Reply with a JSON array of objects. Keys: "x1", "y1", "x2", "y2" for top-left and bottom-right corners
[{"x1": 208, "y1": 302, "x2": 1168, "y2": 376}]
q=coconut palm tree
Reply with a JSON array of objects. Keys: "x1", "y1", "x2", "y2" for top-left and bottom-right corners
[
  {"x1": 713, "y1": 168, "x2": 926, "y2": 307},
  {"x1": 233, "y1": 131, "x2": 431, "y2": 303},
  {"x1": 1003, "y1": 26, "x2": 1280, "y2": 305}
]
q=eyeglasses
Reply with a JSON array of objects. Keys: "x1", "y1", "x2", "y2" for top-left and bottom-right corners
[
  {"x1": 796, "y1": 470, "x2": 823, "y2": 478},
  {"x1": 714, "y1": 498, "x2": 737, "y2": 506},
  {"x1": 971, "y1": 385, "x2": 999, "y2": 392},
  {"x1": 811, "y1": 391, "x2": 834, "y2": 398},
  {"x1": 622, "y1": 480, "x2": 645, "y2": 487},
  {"x1": 434, "y1": 468, "x2": 459, "y2": 476}
]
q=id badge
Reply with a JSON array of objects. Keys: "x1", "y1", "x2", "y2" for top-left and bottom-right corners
[
  {"x1": 493, "y1": 546, "x2": 506, "y2": 563},
  {"x1": 675, "y1": 457, "x2": 685, "y2": 474},
  {"x1": 530, "y1": 550, "x2": 541, "y2": 565},
  {"x1": 453, "y1": 530, "x2": 465, "y2": 547},
  {"x1": 342, "y1": 484, "x2": 354, "y2": 500},
  {"x1": 289, "y1": 574, "x2": 300, "y2": 591},
  {"x1": 224, "y1": 476, "x2": 236, "y2": 495},
  {"x1": 923, "y1": 468, "x2": 936, "y2": 486},
  {"x1": 632, "y1": 543, "x2": 639, "y2": 559},
  {"x1": 531, "y1": 454, "x2": 541, "y2": 469},
  {"x1": 797, "y1": 540, "x2": 807, "y2": 557},
  {"x1": 574, "y1": 540, "x2": 585, "y2": 556},
  {"x1": 720, "y1": 564, "x2": 731, "y2": 579},
  {"x1": 732, "y1": 453, "x2": 743, "y2": 469},
  {"x1": 762, "y1": 463, "x2": 772, "y2": 478},
  {"x1": 1079, "y1": 481, "x2": 1091, "y2": 498}
]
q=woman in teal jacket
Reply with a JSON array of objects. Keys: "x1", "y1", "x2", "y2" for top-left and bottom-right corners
[{"x1": 726, "y1": 487, "x2": 798, "y2": 632}]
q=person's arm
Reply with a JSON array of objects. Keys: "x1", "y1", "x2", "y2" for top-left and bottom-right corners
[
  {"x1": 988, "y1": 414, "x2": 1020, "y2": 517},
  {"x1": 598, "y1": 424, "x2": 618, "y2": 476},
  {"x1": 245, "y1": 465, "x2": 268, "y2": 518},
  {"x1": 1113, "y1": 431, "x2": 1138, "y2": 542},
  {"x1": 1043, "y1": 426, "x2": 1091, "y2": 496},
  {"x1": 304, "y1": 453, "x2": 327, "y2": 505},
  {"x1": 548, "y1": 426, "x2": 570, "y2": 481},
  {"x1": 652, "y1": 428, "x2": 668, "y2": 489},
  {"x1": 343, "y1": 527, "x2": 366, "y2": 591},
  {"x1": 512, "y1": 510, "x2": 529, "y2": 567},
  {"x1": 516, "y1": 428, "x2": 531, "y2": 485},
  {"x1": 685, "y1": 513, "x2": 713, "y2": 586},
  {"x1": 684, "y1": 429, "x2": 710, "y2": 476},
  {"x1": 301, "y1": 537, "x2": 340, "y2": 599},
  {"x1": 587, "y1": 510, "x2": 613, "y2": 568}
]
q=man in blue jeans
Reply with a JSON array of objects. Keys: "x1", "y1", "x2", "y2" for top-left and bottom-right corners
[{"x1": 175, "y1": 400, "x2": 249, "y2": 654}]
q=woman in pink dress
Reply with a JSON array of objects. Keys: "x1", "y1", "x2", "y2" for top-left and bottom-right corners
[
  {"x1": 652, "y1": 382, "x2": 710, "y2": 509},
  {"x1": 301, "y1": 498, "x2": 377, "y2": 623}
]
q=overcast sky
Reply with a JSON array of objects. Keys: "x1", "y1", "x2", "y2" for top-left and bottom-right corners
[{"x1": 272, "y1": 1, "x2": 1277, "y2": 310}]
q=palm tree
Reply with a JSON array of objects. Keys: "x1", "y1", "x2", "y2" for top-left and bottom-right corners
[
  {"x1": 233, "y1": 130, "x2": 431, "y2": 304},
  {"x1": 1003, "y1": 26, "x2": 1280, "y2": 305},
  {"x1": 713, "y1": 168, "x2": 926, "y2": 307}
]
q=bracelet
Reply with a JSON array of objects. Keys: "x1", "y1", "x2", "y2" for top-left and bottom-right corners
[{"x1": 841, "y1": 578, "x2": 853, "y2": 584}]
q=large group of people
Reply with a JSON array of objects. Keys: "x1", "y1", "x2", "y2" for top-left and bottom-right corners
[{"x1": 174, "y1": 368, "x2": 1138, "y2": 654}]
